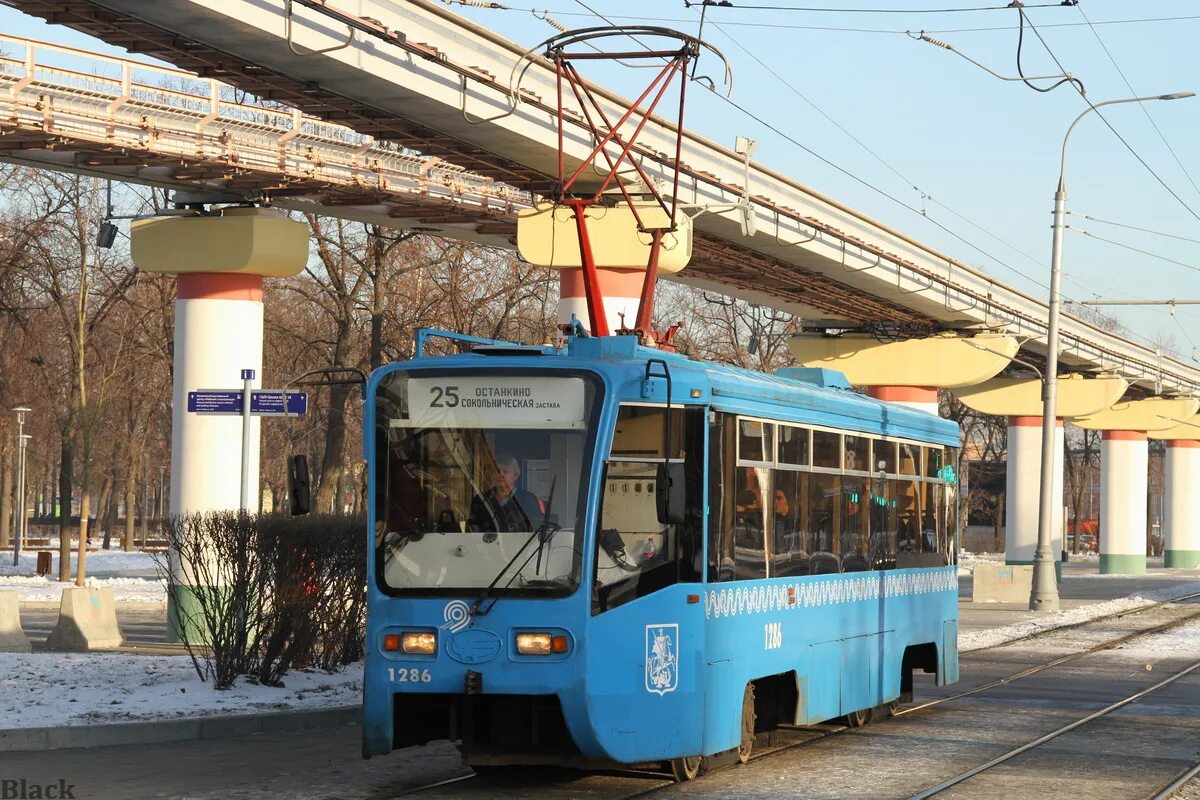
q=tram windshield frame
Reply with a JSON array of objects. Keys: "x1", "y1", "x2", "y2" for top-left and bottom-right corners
[{"x1": 372, "y1": 367, "x2": 604, "y2": 599}]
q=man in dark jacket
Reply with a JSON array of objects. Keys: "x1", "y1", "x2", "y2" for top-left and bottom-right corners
[{"x1": 469, "y1": 453, "x2": 544, "y2": 533}]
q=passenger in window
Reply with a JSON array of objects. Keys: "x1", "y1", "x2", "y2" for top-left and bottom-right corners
[{"x1": 469, "y1": 453, "x2": 545, "y2": 533}]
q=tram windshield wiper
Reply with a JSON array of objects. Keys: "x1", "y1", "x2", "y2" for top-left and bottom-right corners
[{"x1": 469, "y1": 476, "x2": 557, "y2": 618}]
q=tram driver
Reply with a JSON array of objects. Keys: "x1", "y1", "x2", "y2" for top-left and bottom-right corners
[{"x1": 469, "y1": 452, "x2": 545, "y2": 533}]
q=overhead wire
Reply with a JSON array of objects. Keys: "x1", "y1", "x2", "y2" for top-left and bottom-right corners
[
  {"x1": 1068, "y1": 213, "x2": 1200, "y2": 246},
  {"x1": 558, "y1": 0, "x2": 1197, "y2": 349},
  {"x1": 682, "y1": 1, "x2": 1071, "y2": 13},
  {"x1": 1017, "y1": 9, "x2": 1200, "y2": 226},
  {"x1": 567, "y1": 0, "x2": 1056, "y2": 292},
  {"x1": 1075, "y1": 3, "x2": 1200, "y2": 204},
  {"x1": 1069, "y1": 227, "x2": 1200, "y2": 275},
  {"x1": 441, "y1": 5, "x2": 1200, "y2": 37}
]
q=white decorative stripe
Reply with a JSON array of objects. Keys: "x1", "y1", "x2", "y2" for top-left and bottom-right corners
[{"x1": 703, "y1": 569, "x2": 957, "y2": 620}]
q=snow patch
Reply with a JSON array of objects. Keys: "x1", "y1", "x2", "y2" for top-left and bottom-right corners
[
  {"x1": 0, "y1": 653, "x2": 361, "y2": 729},
  {"x1": 0, "y1": 574, "x2": 166, "y2": 604},
  {"x1": 960, "y1": 580, "x2": 1200, "y2": 652},
  {"x1": 0, "y1": 550, "x2": 160, "y2": 577}
]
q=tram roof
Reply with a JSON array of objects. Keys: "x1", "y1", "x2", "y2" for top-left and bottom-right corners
[{"x1": 388, "y1": 333, "x2": 960, "y2": 447}]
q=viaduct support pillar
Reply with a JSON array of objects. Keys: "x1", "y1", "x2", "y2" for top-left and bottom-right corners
[
  {"x1": 131, "y1": 206, "x2": 308, "y2": 642},
  {"x1": 866, "y1": 386, "x2": 939, "y2": 416},
  {"x1": 558, "y1": 267, "x2": 643, "y2": 333},
  {"x1": 1075, "y1": 397, "x2": 1200, "y2": 575},
  {"x1": 1163, "y1": 439, "x2": 1200, "y2": 568},
  {"x1": 1099, "y1": 430, "x2": 1148, "y2": 575},
  {"x1": 1006, "y1": 416, "x2": 1064, "y2": 575}
]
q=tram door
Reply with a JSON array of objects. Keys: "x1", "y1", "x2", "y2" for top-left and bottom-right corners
[{"x1": 587, "y1": 405, "x2": 707, "y2": 761}]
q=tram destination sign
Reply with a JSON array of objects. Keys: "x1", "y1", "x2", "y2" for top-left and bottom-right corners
[
  {"x1": 187, "y1": 390, "x2": 308, "y2": 416},
  {"x1": 396, "y1": 376, "x2": 586, "y2": 429}
]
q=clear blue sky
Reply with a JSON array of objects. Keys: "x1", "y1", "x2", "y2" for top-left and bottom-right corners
[{"x1": 3, "y1": 1, "x2": 1200, "y2": 357}]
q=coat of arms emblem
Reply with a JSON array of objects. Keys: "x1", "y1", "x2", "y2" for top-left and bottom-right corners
[{"x1": 645, "y1": 623, "x2": 679, "y2": 695}]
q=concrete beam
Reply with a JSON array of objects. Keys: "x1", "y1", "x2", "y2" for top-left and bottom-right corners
[
  {"x1": 1148, "y1": 416, "x2": 1200, "y2": 441},
  {"x1": 131, "y1": 208, "x2": 309, "y2": 278},
  {"x1": 953, "y1": 375, "x2": 1127, "y2": 418},
  {"x1": 1073, "y1": 397, "x2": 1200, "y2": 432},
  {"x1": 787, "y1": 332, "x2": 1017, "y2": 388}
]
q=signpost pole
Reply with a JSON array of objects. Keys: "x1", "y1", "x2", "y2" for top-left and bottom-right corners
[{"x1": 240, "y1": 369, "x2": 254, "y2": 513}]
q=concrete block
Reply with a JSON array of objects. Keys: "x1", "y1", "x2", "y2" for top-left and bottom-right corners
[
  {"x1": 972, "y1": 564, "x2": 1034, "y2": 603},
  {"x1": 43, "y1": 587, "x2": 124, "y2": 651},
  {"x1": 0, "y1": 591, "x2": 31, "y2": 653}
]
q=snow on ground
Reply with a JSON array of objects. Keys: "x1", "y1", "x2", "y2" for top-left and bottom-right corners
[
  {"x1": 955, "y1": 550, "x2": 1100, "y2": 576},
  {"x1": 0, "y1": 550, "x2": 161, "y2": 577},
  {"x1": 960, "y1": 580, "x2": 1200, "y2": 653},
  {"x1": 0, "y1": 574, "x2": 166, "y2": 604},
  {"x1": 0, "y1": 653, "x2": 361, "y2": 729},
  {"x1": 0, "y1": 550, "x2": 166, "y2": 604},
  {"x1": 1107, "y1": 617, "x2": 1200, "y2": 660}
]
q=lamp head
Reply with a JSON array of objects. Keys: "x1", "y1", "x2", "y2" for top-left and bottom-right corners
[{"x1": 1158, "y1": 92, "x2": 1196, "y2": 100}]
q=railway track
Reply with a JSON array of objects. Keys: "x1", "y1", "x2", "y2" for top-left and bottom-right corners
[
  {"x1": 395, "y1": 590, "x2": 1200, "y2": 799},
  {"x1": 907, "y1": 656, "x2": 1200, "y2": 799}
]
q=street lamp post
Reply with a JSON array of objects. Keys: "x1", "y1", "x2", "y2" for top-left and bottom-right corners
[
  {"x1": 1032, "y1": 92, "x2": 1196, "y2": 612},
  {"x1": 11, "y1": 407, "x2": 31, "y2": 568}
]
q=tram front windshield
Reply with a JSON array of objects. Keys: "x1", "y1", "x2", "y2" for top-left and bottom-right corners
[{"x1": 374, "y1": 370, "x2": 599, "y2": 596}]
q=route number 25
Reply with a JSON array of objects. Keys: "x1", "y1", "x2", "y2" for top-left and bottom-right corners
[
  {"x1": 388, "y1": 667, "x2": 432, "y2": 683},
  {"x1": 428, "y1": 386, "x2": 460, "y2": 408}
]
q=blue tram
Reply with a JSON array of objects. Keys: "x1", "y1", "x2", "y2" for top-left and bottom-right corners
[{"x1": 362, "y1": 330, "x2": 960, "y2": 778}]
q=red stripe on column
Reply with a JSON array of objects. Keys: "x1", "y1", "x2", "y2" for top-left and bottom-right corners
[
  {"x1": 867, "y1": 386, "x2": 937, "y2": 404},
  {"x1": 1167, "y1": 439, "x2": 1200, "y2": 448},
  {"x1": 177, "y1": 273, "x2": 264, "y2": 301},
  {"x1": 1008, "y1": 416, "x2": 1064, "y2": 428},
  {"x1": 1102, "y1": 429, "x2": 1147, "y2": 441},
  {"x1": 559, "y1": 267, "x2": 645, "y2": 298}
]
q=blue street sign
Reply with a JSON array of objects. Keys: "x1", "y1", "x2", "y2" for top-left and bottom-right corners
[
  {"x1": 241, "y1": 369, "x2": 256, "y2": 380},
  {"x1": 187, "y1": 390, "x2": 307, "y2": 415},
  {"x1": 187, "y1": 391, "x2": 242, "y2": 413},
  {"x1": 250, "y1": 391, "x2": 308, "y2": 416}
]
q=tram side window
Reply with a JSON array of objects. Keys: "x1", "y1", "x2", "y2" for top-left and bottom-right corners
[
  {"x1": 733, "y1": 466, "x2": 770, "y2": 580},
  {"x1": 807, "y1": 473, "x2": 840, "y2": 574},
  {"x1": 840, "y1": 473, "x2": 868, "y2": 572},
  {"x1": 771, "y1": 469, "x2": 809, "y2": 577},
  {"x1": 868, "y1": 475, "x2": 898, "y2": 570},
  {"x1": 593, "y1": 405, "x2": 704, "y2": 614}
]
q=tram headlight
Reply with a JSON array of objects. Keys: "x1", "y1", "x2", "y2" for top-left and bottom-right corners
[
  {"x1": 515, "y1": 632, "x2": 569, "y2": 655},
  {"x1": 400, "y1": 631, "x2": 437, "y2": 655}
]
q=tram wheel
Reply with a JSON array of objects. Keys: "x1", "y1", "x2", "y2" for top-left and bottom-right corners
[
  {"x1": 844, "y1": 707, "x2": 872, "y2": 728},
  {"x1": 670, "y1": 756, "x2": 704, "y2": 782},
  {"x1": 738, "y1": 683, "x2": 756, "y2": 764}
]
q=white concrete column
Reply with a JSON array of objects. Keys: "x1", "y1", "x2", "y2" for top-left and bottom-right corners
[
  {"x1": 1164, "y1": 440, "x2": 1200, "y2": 568},
  {"x1": 558, "y1": 267, "x2": 642, "y2": 333},
  {"x1": 1005, "y1": 416, "x2": 1064, "y2": 569},
  {"x1": 866, "y1": 386, "x2": 939, "y2": 417},
  {"x1": 168, "y1": 272, "x2": 264, "y2": 638},
  {"x1": 1100, "y1": 430, "x2": 1148, "y2": 574}
]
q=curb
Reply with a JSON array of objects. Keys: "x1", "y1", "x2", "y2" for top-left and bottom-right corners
[{"x1": 0, "y1": 705, "x2": 361, "y2": 753}]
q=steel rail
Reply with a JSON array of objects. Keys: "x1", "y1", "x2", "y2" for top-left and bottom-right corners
[
  {"x1": 1150, "y1": 759, "x2": 1200, "y2": 800},
  {"x1": 399, "y1": 599, "x2": 1200, "y2": 798},
  {"x1": 962, "y1": 589, "x2": 1200, "y2": 655},
  {"x1": 907, "y1": 656, "x2": 1200, "y2": 799}
]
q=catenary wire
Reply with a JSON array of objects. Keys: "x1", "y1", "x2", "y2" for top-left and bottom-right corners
[
  {"x1": 1070, "y1": 228, "x2": 1200, "y2": 275},
  {"x1": 1018, "y1": 11, "x2": 1200, "y2": 226},
  {"x1": 1069, "y1": 213, "x2": 1200, "y2": 246},
  {"x1": 442, "y1": 4, "x2": 1200, "y2": 37},
  {"x1": 1076, "y1": 4, "x2": 1200, "y2": 203},
  {"x1": 568, "y1": 0, "x2": 1053, "y2": 291},
  {"x1": 562, "y1": 1, "x2": 1200, "y2": 344},
  {"x1": 683, "y1": 1, "x2": 1071, "y2": 14}
]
